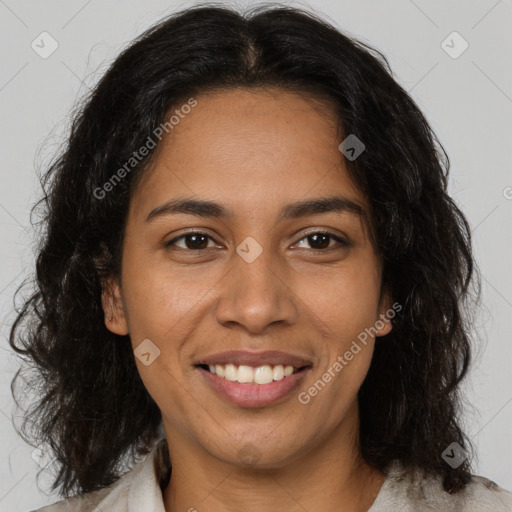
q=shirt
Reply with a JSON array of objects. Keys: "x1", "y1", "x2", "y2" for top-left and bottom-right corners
[{"x1": 31, "y1": 438, "x2": 512, "y2": 512}]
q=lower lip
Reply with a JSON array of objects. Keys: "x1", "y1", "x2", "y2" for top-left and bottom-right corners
[{"x1": 196, "y1": 366, "x2": 311, "y2": 408}]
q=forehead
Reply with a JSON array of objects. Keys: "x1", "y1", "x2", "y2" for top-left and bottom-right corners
[{"x1": 130, "y1": 87, "x2": 367, "y2": 220}]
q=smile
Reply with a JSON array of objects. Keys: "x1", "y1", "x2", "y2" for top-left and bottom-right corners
[
  {"x1": 199, "y1": 363, "x2": 301, "y2": 384},
  {"x1": 195, "y1": 364, "x2": 311, "y2": 407}
]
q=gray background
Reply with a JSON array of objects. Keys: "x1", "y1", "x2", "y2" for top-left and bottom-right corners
[{"x1": 0, "y1": 0, "x2": 511, "y2": 510}]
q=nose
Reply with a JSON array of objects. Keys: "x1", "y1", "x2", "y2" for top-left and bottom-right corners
[{"x1": 214, "y1": 245, "x2": 299, "y2": 334}]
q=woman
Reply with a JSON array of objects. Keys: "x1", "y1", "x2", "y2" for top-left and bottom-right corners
[{"x1": 9, "y1": 4, "x2": 512, "y2": 511}]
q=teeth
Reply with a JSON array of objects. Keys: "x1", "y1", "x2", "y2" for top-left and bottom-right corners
[
  {"x1": 237, "y1": 364, "x2": 255, "y2": 383},
  {"x1": 225, "y1": 363, "x2": 238, "y2": 381},
  {"x1": 204, "y1": 363, "x2": 300, "y2": 384},
  {"x1": 273, "y1": 364, "x2": 284, "y2": 380},
  {"x1": 253, "y1": 366, "x2": 273, "y2": 384}
]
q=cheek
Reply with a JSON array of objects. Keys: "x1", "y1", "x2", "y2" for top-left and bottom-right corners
[
  {"x1": 297, "y1": 256, "x2": 382, "y2": 337},
  {"x1": 134, "y1": 357, "x2": 193, "y2": 438},
  {"x1": 119, "y1": 248, "x2": 194, "y2": 336}
]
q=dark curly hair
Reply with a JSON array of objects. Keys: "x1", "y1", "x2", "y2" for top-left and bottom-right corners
[{"x1": 8, "y1": 1, "x2": 480, "y2": 500}]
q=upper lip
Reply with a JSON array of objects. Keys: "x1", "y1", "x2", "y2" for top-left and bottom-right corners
[{"x1": 195, "y1": 350, "x2": 313, "y2": 368}]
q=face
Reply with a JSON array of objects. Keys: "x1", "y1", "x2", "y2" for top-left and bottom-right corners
[{"x1": 103, "y1": 87, "x2": 392, "y2": 468}]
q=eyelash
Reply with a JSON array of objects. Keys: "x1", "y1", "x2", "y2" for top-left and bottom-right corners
[{"x1": 164, "y1": 231, "x2": 349, "y2": 253}]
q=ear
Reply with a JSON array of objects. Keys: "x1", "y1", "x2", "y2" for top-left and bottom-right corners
[
  {"x1": 375, "y1": 290, "x2": 393, "y2": 338},
  {"x1": 101, "y1": 276, "x2": 129, "y2": 336}
]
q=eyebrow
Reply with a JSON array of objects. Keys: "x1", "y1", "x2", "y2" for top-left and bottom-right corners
[{"x1": 145, "y1": 195, "x2": 365, "y2": 223}]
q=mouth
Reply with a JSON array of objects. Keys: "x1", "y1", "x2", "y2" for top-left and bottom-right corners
[
  {"x1": 195, "y1": 362, "x2": 310, "y2": 385},
  {"x1": 195, "y1": 363, "x2": 312, "y2": 407}
]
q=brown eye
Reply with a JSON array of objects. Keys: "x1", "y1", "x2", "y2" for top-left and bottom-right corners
[
  {"x1": 165, "y1": 232, "x2": 216, "y2": 250},
  {"x1": 295, "y1": 232, "x2": 349, "y2": 251}
]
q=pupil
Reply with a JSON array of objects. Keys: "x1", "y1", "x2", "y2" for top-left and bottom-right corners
[
  {"x1": 187, "y1": 234, "x2": 208, "y2": 250},
  {"x1": 309, "y1": 233, "x2": 329, "y2": 249}
]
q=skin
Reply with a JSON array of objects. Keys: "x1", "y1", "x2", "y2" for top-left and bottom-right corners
[{"x1": 102, "y1": 87, "x2": 393, "y2": 512}]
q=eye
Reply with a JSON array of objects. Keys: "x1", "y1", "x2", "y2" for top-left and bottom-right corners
[
  {"x1": 165, "y1": 232, "x2": 218, "y2": 251},
  {"x1": 164, "y1": 230, "x2": 350, "y2": 253},
  {"x1": 293, "y1": 231, "x2": 349, "y2": 252}
]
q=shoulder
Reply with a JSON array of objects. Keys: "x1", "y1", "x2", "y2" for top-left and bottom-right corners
[
  {"x1": 426, "y1": 474, "x2": 512, "y2": 512},
  {"x1": 28, "y1": 439, "x2": 169, "y2": 512},
  {"x1": 28, "y1": 473, "x2": 131, "y2": 512},
  {"x1": 373, "y1": 461, "x2": 512, "y2": 512},
  {"x1": 460, "y1": 475, "x2": 512, "y2": 511}
]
